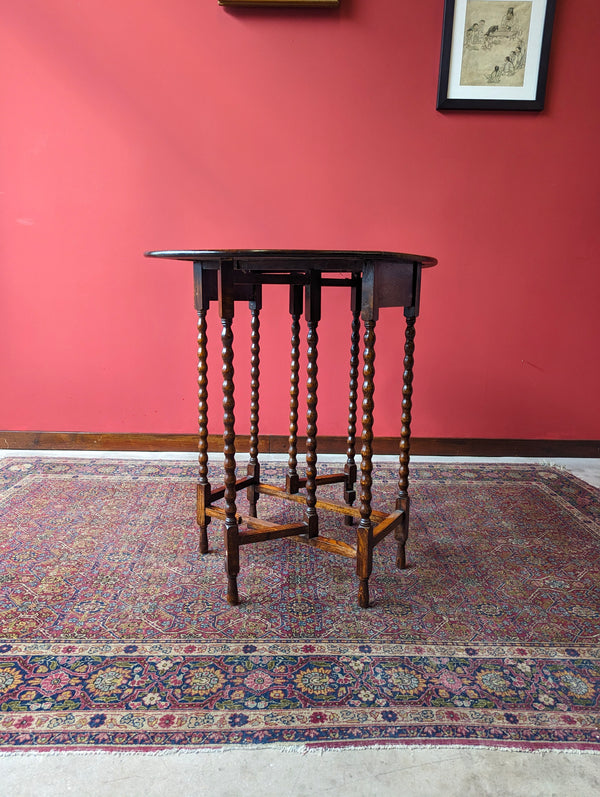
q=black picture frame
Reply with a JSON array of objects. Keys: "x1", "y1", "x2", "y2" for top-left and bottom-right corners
[{"x1": 437, "y1": 0, "x2": 556, "y2": 111}]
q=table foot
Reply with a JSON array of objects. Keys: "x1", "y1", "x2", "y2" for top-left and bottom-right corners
[
  {"x1": 199, "y1": 525, "x2": 209, "y2": 555},
  {"x1": 306, "y1": 514, "x2": 319, "y2": 537},
  {"x1": 343, "y1": 463, "x2": 357, "y2": 527},
  {"x1": 247, "y1": 462, "x2": 260, "y2": 518},
  {"x1": 226, "y1": 576, "x2": 239, "y2": 606},
  {"x1": 395, "y1": 496, "x2": 409, "y2": 569},
  {"x1": 396, "y1": 544, "x2": 406, "y2": 571},
  {"x1": 358, "y1": 578, "x2": 370, "y2": 609}
]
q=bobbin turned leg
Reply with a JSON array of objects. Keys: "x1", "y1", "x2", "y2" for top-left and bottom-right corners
[
  {"x1": 286, "y1": 285, "x2": 303, "y2": 495},
  {"x1": 304, "y1": 272, "x2": 321, "y2": 538},
  {"x1": 197, "y1": 308, "x2": 211, "y2": 554},
  {"x1": 194, "y1": 262, "x2": 218, "y2": 557},
  {"x1": 219, "y1": 263, "x2": 240, "y2": 605},
  {"x1": 344, "y1": 284, "x2": 361, "y2": 525},
  {"x1": 395, "y1": 314, "x2": 416, "y2": 570},
  {"x1": 246, "y1": 286, "x2": 262, "y2": 517},
  {"x1": 357, "y1": 318, "x2": 376, "y2": 608}
]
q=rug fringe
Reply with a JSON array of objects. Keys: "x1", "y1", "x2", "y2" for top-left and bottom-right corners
[{"x1": 1, "y1": 743, "x2": 599, "y2": 758}]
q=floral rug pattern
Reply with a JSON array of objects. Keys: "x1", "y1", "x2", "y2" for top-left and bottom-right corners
[{"x1": 0, "y1": 458, "x2": 599, "y2": 750}]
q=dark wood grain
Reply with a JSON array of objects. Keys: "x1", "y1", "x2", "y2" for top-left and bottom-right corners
[
  {"x1": 396, "y1": 315, "x2": 416, "y2": 570},
  {"x1": 219, "y1": 264, "x2": 240, "y2": 606},
  {"x1": 344, "y1": 287, "x2": 361, "y2": 524},
  {"x1": 246, "y1": 295, "x2": 261, "y2": 518},
  {"x1": 286, "y1": 285, "x2": 303, "y2": 494},
  {"x1": 304, "y1": 272, "x2": 321, "y2": 539},
  {"x1": 304, "y1": 318, "x2": 319, "y2": 538},
  {"x1": 197, "y1": 308, "x2": 210, "y2": 554},
  {"x1": 292, "y1": 535, "x2": 357, "y2": 559},
  {"x1": 256, "y1": 482, "x2": 387, "y2": 521},
  {"x1": 357, "y1": 318, "x2": 377, "y2": 608}
]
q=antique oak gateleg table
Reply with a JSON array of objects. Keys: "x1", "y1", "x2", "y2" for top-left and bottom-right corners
[{"x1": 145, "y1": 250, "x2": 436, "y2": 608}]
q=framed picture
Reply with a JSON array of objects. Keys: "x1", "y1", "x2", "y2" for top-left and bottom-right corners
[
  {"x1": 219, "y1": 1, "x2": 339, "y2": 6},
  {"x1": 437, "y1": 0, "x2": 556, "y2": 110}
]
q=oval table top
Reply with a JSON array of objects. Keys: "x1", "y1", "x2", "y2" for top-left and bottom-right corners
[{"x1": 145, "y1": 249, "x2": 437, "y2": 271}]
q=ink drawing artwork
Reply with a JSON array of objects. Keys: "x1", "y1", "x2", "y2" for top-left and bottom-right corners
[
  {"x1": 437, "y1": 0, "x2": 555, "y2": 110},
  {"x1": 460, "y1": 2, "x2": 532, "y2": 87}
]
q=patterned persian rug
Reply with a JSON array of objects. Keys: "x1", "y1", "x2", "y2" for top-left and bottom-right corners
[{"x1": 0, "y1": 457, "x2": 599, "y2": 752}]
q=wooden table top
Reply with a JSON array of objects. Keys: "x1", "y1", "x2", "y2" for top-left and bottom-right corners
[{"x1": 145, "y1": 249, "x2": 437, "y2": 271}]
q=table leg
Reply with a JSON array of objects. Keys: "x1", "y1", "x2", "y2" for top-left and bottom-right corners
[
  {"x1": 221, "y1": 311, "x2": 240, "y2": 605},
  {"x1": 304, "y1": 274, "x2": 321, "y2": 538},
  {"x1": 396, "y1": 314, "x2": 416, "y2": 570},
  {"x1": 357, "y1": 318, "x2": 376, "y2": 608},
  {"x1": 197, "y1": 308, "x2": 211, "y2": 555},
  {"x1": 305, "y1": 319, "x2": 319, "y2": 537},
  {"x1": 344, "y1": 289, "x2": 361, "y2": 525},
  {"x1": 247, "y1": 292, "x2": 261, "y2": 517},
  {"x1": 286, "y1": 285, "x2": 303, "y2": 494}
]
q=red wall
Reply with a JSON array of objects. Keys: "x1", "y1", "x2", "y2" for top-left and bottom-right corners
[{"x1": 2, "y1": 0, "x2": 599, "y2": 440}]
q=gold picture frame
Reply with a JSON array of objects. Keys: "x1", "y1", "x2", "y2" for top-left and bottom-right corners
[{"x1": 219, "y1": 1, "x2": 339, "y2": 7}]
